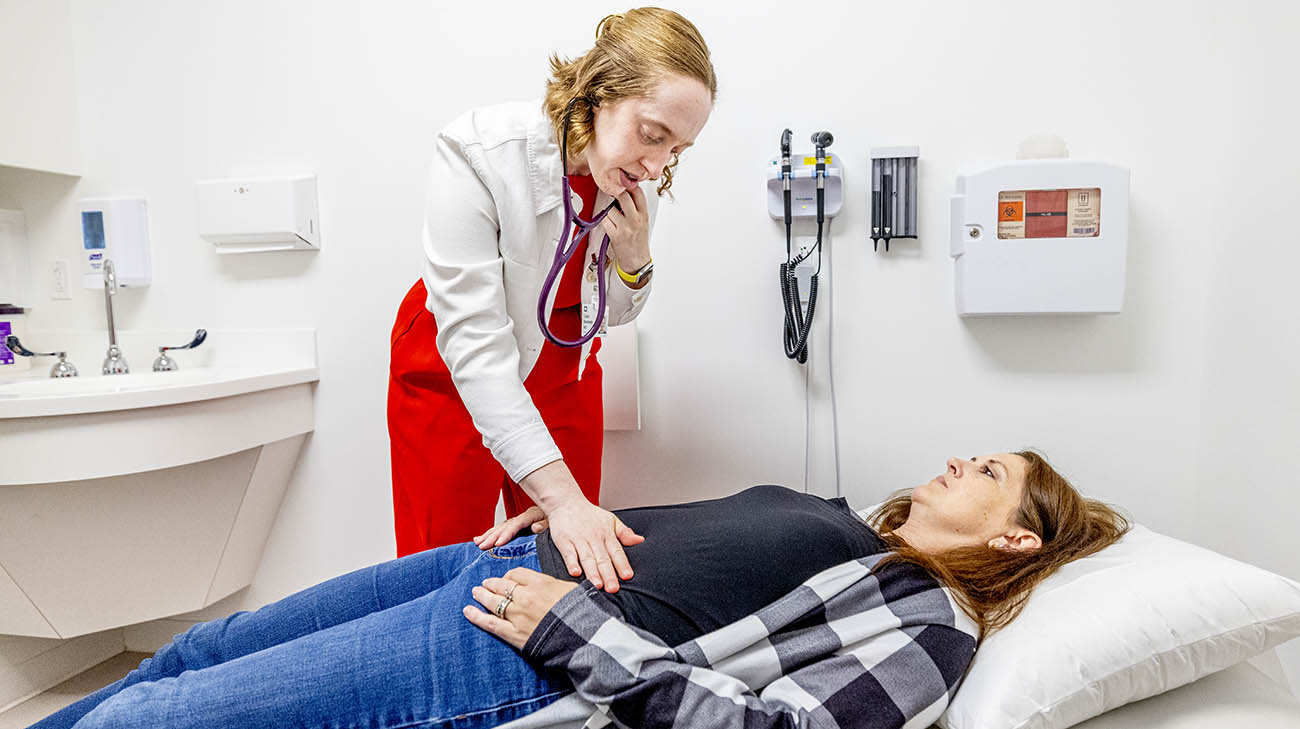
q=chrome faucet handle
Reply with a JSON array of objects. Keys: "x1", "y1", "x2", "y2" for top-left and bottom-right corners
[
  {"x1": 5, "y1": 335, "x2": 51, "y2": 357},
  {"x1": 5, "y1": 335, "x2": 80, "y2": 378},
  {"x1": 153, "y1": 329, "x2": 207, "y2": 372}
]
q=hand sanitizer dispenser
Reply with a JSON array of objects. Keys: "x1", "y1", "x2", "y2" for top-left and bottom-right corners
[{"x1": 77, "y1": 197, "x2": 152, "y2": 289}]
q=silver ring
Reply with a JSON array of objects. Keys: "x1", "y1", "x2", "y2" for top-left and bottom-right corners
[
  {"x1": 504, "y1": 584, "x2": 518, "y2": 601},
  {"x1": 494, "y1": 595, "x2": 513, "y2": 619}
]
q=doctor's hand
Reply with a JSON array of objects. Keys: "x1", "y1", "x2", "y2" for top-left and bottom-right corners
[
  {"x1": 464, "y1": 567, "x2": 579, "y2": 650},
  {"x1": 546, "y1": 499, "x2": 644, "y2": 593},
  {"x1": 601, "y1": 185, "x2": 651, "y2": 273},
  {"x1": 473, "y1": 506, "x2": 549, "y2": 550}
]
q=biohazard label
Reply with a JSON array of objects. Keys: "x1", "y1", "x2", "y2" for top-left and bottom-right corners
[{"x1": 997, "y1": 188, "x2": 1101, "y2": 239}]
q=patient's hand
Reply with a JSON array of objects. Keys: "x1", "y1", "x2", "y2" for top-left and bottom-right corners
[
  {"x1": 464, "y1": 567, "x2": 579, "y2": 650},
  {"x1": 473, "y1": 506, "x2": 549, "y2": 549}
]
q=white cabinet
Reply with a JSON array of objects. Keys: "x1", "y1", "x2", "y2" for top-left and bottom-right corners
[{"x1": 0, "y1": 0, "x2": 81, "y2": 176}]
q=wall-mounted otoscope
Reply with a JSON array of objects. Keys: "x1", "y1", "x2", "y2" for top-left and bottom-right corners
[
  {"x1": 780, "y1": 128, "x2": 793, "y2": 230},
  {"x1": 765, "y1": 129, "x2": 842, "y2": 363}
]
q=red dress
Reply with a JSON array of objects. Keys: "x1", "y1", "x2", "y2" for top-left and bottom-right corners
[{"x1": 387, "y1": 174, "x2": 604, "y2": 556}]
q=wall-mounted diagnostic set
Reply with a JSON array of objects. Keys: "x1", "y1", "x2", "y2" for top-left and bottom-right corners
[{"x1": 767, "y1": 129, "x2": 842, "y2": 363}]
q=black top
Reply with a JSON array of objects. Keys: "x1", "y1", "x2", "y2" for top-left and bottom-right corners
[{"x1": 536, "y1": 484, "x2": 888, "y2": 647}]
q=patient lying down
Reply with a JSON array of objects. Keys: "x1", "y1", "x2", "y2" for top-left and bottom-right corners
[{"x1": 33, "y1": 450, "x2": 1128, "y2": 729}]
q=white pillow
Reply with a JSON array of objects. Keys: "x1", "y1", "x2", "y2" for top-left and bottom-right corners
[{"x1": 927, "y1": 524, "x2": 1300, "y2": 729}]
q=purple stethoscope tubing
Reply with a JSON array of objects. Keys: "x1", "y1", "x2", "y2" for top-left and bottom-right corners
[{"x1": 537, "y1": 96, "x2": 621, "y2": 348}]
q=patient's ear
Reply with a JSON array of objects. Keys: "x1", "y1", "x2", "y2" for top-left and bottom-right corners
[{"x1": 988, "y1": 529, "x2": 1042, "y2": 552}]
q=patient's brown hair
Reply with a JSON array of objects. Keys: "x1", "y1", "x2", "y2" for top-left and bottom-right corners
[{"x1": 866, "y1": 449, "x2": 1130, "y2": 641}]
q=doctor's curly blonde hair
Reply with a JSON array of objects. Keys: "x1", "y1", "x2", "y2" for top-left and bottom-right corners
[{"x1": 543, "y1": 8, "x2": 717, "y2": 196}]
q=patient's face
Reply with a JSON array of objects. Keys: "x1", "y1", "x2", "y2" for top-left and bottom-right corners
[{"x1": 903, "y1": 453, "x2": 1034, "y2": 552}]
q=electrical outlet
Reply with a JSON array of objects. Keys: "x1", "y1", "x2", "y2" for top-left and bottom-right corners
[{"x1": 51, "y1": 259, "x2": 72, "y2": 300}]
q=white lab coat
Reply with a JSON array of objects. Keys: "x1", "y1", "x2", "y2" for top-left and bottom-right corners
[{"x1": 420, "y1": 100, "x2": 659, "y2": 484}]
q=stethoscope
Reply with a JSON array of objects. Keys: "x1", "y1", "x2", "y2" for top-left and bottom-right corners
[{"x1": 536, "y1": 96, "x2": 623, "y2": 348}]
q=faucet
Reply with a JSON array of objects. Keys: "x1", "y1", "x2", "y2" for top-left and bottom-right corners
[
  {"x1": 102, "y1": 259, "x2": 129, "y2": 375},
  {"x1": 4, "y1": 335, "x2": 79, "y2": 377},
  {"x1": 153, "y1": 329, "x2": 207, "y2": 371}
]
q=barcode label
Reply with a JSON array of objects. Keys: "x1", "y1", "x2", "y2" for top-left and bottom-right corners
[{"x1": 1073, "y1": 227, "x2": 1096, "y2": 235}]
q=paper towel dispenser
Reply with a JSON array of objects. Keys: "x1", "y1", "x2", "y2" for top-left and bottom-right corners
[{"x1": 196, "y1": 175, "x2": 320, "y2": 253}]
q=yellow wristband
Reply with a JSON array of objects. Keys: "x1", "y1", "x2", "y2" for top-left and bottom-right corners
[{"x1": 616, "y1": 259, "x2": 649, "y2": 284}]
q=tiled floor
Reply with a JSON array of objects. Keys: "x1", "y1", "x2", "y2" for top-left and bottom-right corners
[{"x1": 0, "y1": 652, "x2": 147, "y2": 729}]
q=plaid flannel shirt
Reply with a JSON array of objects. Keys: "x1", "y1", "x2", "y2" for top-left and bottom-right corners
[{"x1": 500, "y1": 551, "x2": 979, "y2": 729}]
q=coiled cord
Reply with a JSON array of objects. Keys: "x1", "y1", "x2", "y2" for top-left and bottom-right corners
[{"x1": 780, "y1": 262, "x2": 818, "y2": 363}]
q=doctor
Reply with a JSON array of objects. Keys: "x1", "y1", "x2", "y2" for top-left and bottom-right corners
[{"x1": 388, "y1": 8, "x2": 716, "y2": 592}]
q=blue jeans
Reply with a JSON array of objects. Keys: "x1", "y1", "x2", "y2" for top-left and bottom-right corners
[{"x1": 31, "y1": 536, "x2": 572, "y2": 729}]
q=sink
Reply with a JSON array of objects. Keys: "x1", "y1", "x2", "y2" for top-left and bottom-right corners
[
  {"x1": 0, "y1": 328, "x2": 319, "y2": 638},
  {"x1": 0, "y1": 366, "x2": 317, "y2": 417}
]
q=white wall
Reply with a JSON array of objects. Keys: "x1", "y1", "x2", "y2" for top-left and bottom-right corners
[{"x1": 2, "y1": 0, "x2": 1297, "y2": 695}]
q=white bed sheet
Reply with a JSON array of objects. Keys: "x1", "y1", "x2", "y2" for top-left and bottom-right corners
[{"x1": 1062, "y1": 650, "x2": 1300, "y2": 729}]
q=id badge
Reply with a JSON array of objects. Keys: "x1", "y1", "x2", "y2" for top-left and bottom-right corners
[
  {"x1": 581, "y1": 297, "x2": 608, "y2": 338},
  {"x1": 582, "y1": 257, "x2": 608, "y2": 338}
]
